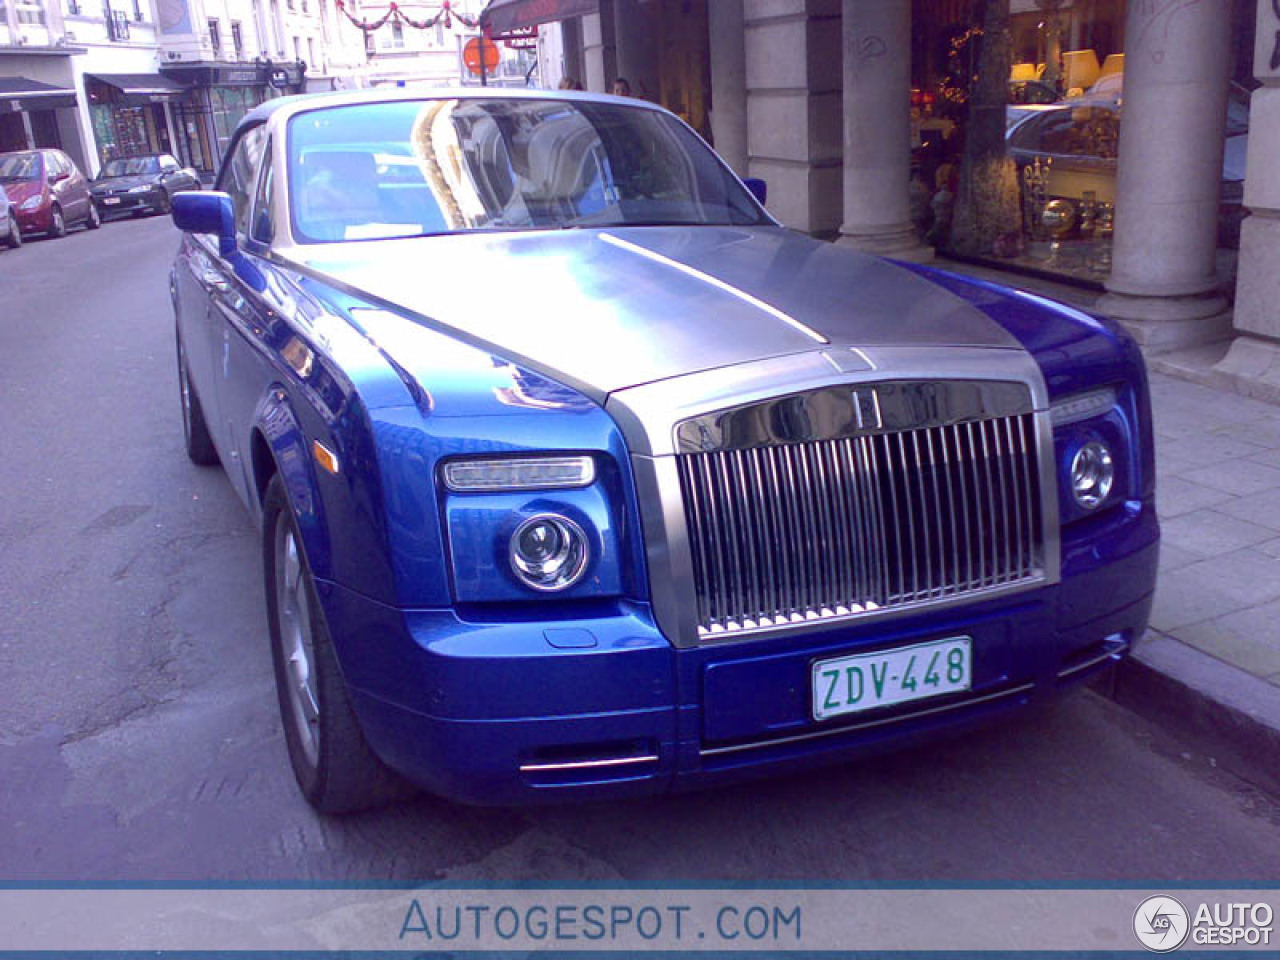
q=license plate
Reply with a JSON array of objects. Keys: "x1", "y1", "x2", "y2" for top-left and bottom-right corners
[
  {"x1": 102, "y1": 197, "x2": 120, "y2": 205},
  {"x1": 812, "y1": 636, "x2": 972, "y2": 721}
]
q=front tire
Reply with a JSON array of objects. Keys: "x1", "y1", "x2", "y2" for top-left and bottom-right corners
[
  {"x1": 177, "y1": 334, "x2": 219, "y2": 466},
  {"x1": 263, "y1": 476, "x2": 410, "y2": 814}
]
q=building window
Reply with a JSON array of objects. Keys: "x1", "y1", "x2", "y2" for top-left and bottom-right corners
[
  {"x1": 208, "y1": 17, "x2": 220, "y2": 54},
  {"x1": 293, "y1": 35, "x2": 301, "y2": 60},
  {"x1": 434, "y1": 22, "x2": 442, "y2": 46},
  {"x1": 16, "y1": 0, "x2": 47, "y2": 24},
  {"x1": 285, "y1": 0, "x2": 292, "y2": 11},
  {"x1": 307, "y1": 37, "x2": 315, "y2": 69},
  {"x1": 131, "y1": 0, "x2": 141, "y2": 20},
  {"x1": 300, "y1": 0, "x2": 306, "y2": 11},
  {"x1": 388, "y1": 20, "x2": 404, "y2": 48},
  {"x1": 66, "y1": 0, "x2": 81, "y2": 16},
  {"x1": 231, "y1": 20, "x2": 243, "y2": 56},
  {"x1": 104, "y1": 3, "x2": 130, "y2": 39}
]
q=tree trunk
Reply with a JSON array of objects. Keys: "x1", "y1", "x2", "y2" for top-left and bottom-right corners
[{"x1": 950, "y1": 0, "x2": 1021, "y2": 256}]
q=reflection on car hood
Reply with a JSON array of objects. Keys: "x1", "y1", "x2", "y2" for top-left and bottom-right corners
[
  {"x1": 92, "y1": 174, "x2": 159, "y2": 191},
  {"x1": 298, "y1": 225, "x2": 1024, "y2": 400}
]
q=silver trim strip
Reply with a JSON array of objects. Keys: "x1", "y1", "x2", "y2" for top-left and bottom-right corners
[
  {"x1": 598, "y1": 232, "x2": 829, "y2": 345},
  {"x1": 519, "y1": 754, "x2": 659, "y2": 773},
  {"x1": 699, "y1": 682, "x2": 1036, "y2": 757},
  {"x1": 1056, "y1": 642, "x2": 1130, "y2": 680}
]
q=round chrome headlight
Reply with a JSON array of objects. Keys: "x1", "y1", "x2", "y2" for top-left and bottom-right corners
[
  {"x1": 509, "y1": 514, "x2": 589, "y2": 591},
  {"x1": 1070, "y1": 441, "x2": 1114, "y2": 510}
]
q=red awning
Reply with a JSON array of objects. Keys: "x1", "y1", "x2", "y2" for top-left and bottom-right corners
[{"x1": 482, "y1": 0, "x2": 597, "y2": 34}]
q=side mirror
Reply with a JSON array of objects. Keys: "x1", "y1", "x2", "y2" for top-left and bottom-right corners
[
  {"x1": 173, "y1": 190, "x2": 236, "y2": 257},
  {"x1": 743, "y1": 177, "x2": 767, "y2": 206}
]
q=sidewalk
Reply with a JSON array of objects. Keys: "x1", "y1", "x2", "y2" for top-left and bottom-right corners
[{"x1": 938, "y1": 256, "x2": 1280, "y2": 795}]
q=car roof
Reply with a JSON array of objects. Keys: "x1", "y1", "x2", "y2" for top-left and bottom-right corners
[{"x1": 236, "y1": 85, "x2": 667, "y2": 138}]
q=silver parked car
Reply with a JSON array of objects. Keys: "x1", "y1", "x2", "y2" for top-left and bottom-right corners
[{"x1": 0, "y1": 189, "x2": 20, "y2": 249}]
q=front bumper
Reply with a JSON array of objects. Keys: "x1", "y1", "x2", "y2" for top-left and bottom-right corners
[
  {"x1": 15, "y1": 203, "x2": 51, "y2": 234},
  {"x1": 94, "y1": 191, "x2": 159, "y2": 215},
  {"x1": 320, "y1": 498, "x2": 1158, "y2": 806}
]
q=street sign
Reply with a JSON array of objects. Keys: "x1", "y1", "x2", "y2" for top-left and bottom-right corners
[
  {"x1": 463, "y1": 37, "x2": 500, "y2": 76},
  {"x1": 493, "y1": 25, "x2": 537, "y2": 50}
]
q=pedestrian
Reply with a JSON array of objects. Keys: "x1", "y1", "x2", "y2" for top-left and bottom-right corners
[
  {"x1": 611, "y1": 77, "x2": 632, "y2": 97},
  {"x1": 557, "y1": 77, "x2": 583, "y2": 91}
]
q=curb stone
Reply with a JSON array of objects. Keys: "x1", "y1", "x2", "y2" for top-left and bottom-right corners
[{"x1": 1109, "y1": 630, "x2": 1280, "y2": 797}]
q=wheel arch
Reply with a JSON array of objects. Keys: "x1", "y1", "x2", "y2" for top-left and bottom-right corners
[{"x1": 250, "y1": 385, "x2": 334, "y2": 582}]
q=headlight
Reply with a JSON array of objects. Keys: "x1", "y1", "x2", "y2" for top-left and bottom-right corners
[
  {"x1": 1050, "y1": 386, "x2": 1116, "y2": 427},
  {"x1": 509, "y1": 514, "x2": 589, "y2": 591},
  {"x1": 18, "y1": 195, "x2": 41, "y2": 211},
  {"x1": 128, "y1": 184, "x2": 154, "y2": 194},
  {"x1": 1070, "y1": 441, "x2": 1114, "y2": 509},
  {"x1": 442, "y1": 455, "x2": 595, "y2": 492}
]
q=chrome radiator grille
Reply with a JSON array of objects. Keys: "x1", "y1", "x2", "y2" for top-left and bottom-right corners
[{"x1": 675, "y1": 408, "x2": 1044, "y2": 637}]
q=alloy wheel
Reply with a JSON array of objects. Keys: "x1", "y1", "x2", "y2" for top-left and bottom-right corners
[{"x1": 274, "y1": 516, "x2": 321, "y2": 768}]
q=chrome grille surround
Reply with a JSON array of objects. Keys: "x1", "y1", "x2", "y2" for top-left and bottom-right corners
[{"x1": 673, "y1": 380, "x2": 1047, "y2": 638}]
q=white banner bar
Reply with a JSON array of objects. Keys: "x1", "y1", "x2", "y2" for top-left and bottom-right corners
[{"x1": 0, "y1": 888, "x2": 1276, "y2": 952}]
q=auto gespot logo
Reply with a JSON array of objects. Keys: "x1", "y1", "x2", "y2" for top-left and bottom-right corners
[{"x1": 1134, "y1": 895, "x2": 1275, "y2": 951}]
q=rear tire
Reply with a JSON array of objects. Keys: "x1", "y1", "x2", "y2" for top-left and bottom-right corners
[
  {"x1": 4, "y1": 213, "x2": 20, "y2": 249},
  {"x1": 177, "y1": 334, "x2": 219, "y2": 466},
  {"x1": 49, "y1": 205, "x2": 66, "y2": 238},
  {"x1": 263, "y1": 475, "x2": 412, "y2": 814}
]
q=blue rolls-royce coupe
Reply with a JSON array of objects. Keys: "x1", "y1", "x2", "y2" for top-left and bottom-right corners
[{"x1": 170, "y1": 89, "x2": 1158, "y2": 812}]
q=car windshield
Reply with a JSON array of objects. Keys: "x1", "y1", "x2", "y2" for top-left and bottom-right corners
[
  {"x1": 287, "y1": 97, "x2": 770, "y2": 243},
  {"x1": 0, "y1": 153, "x2": 43, "y2": 183},
  {"x1": 101, "y1": 157, "x2": 160, "y2": 177}
]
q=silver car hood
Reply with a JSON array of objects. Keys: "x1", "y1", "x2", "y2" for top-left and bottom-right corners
[{"x1": 294, "y1": 225, "x2": 1024, "y2": 403}]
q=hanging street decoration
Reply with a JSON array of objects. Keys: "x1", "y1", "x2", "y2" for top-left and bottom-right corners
[{"x1": 333, "y1": 0, "x2": 480, "y2": 34}]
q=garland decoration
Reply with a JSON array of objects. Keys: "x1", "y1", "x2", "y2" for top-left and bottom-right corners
[{"x1": 334, "y1": 0, "x2": 480, "y2": 33}]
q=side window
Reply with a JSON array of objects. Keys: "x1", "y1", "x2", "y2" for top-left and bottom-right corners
[
  {"x1": 215, "y1": 123, "x2": 267, "y2": 239},
  {"x1": 250, "y1": 138, "x2": 275, "y2": 244}
]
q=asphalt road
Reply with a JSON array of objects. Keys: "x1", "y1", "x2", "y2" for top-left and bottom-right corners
[{"x1": 1, "y1": 215, "x2": 1279, "y2": 884}]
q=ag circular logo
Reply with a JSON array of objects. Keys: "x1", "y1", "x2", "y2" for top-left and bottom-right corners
[{"x1": 1134, "y1": 895, "x2": 1190, "y2": 952}]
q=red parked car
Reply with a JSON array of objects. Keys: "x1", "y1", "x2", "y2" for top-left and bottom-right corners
[{"x1": 0, "y1": 149, "x2": 100, "y2": 239}]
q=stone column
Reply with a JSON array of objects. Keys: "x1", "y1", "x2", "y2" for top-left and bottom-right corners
[
  {"x1": 1213, "y1": 0, "x2": 1280, "y2": 395},
  {"x1": 837, "y1": 0, "x2": 931, "y2": 261},
  {"x1": 1096, "y1": 1, "x2": 1233, "y2": 348},
  {"x1": 744, "y1": 0, "x2": 842, "y2": 237},
  {"x1": 612, "y1": 0, "x2": 659, "y2": 100},
  {"x1": 709, "y1": 0, "x2": 748, "y2": 176},
  {"x1": 580, "y1": 11, "x2": 616, "y2": 93}
]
